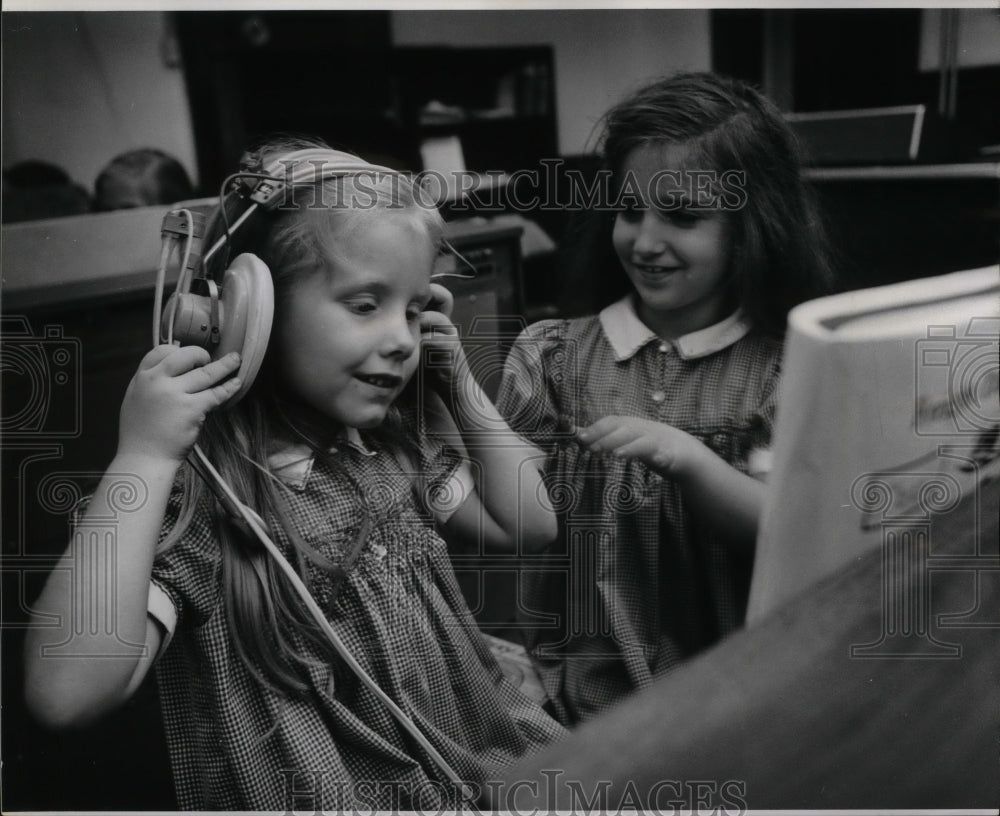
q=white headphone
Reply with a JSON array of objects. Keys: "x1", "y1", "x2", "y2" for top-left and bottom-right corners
[{"x1": 155, "y1": 148, "x2": 403, "y2": 406}]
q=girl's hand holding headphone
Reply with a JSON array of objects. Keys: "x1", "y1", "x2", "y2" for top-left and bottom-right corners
[
  {"x1": 574, "y1": 415, "x2": 713, "y2": 482},
  {"x1": 418, "y1": 282, "x2": 467, "y2": 388},
  {"x1": 119, "y1": 345, "x2": 243, "y2": 464},
  {"x1": 425, "y1": 281, "x2": 454, "y2": 319}
]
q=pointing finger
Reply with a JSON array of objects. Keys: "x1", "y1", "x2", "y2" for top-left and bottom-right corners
[{"x1": 576, "y1": 417, "x2": 621, "y2": 444}]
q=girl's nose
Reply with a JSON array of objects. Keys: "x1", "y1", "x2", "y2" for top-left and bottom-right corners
[
  {"x1": 381, "y1": 312, "x2": 418, "y2": 358},
  {"x1": 631, "y1": 211, "x2": 669, "y2": 258}
]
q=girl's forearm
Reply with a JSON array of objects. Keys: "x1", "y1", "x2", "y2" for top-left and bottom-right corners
[
  {"x1": 23, "y1": 452, "x2": 178, "y2": 727},
  {"x1": 448, "y1": 359, "x2": 557, "y2": 551},
  {"x1": 676, "y1": 449, "x2": 765, "y2": 552}
]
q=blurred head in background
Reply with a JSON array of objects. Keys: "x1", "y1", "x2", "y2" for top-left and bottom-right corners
[{"x1": 94, "y1": 148, "x2": 194, "y2": 211}]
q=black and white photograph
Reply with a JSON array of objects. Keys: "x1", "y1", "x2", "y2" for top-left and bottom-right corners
[{"x1": 3, "y1": 2, "x2": 998, "y2": 813}]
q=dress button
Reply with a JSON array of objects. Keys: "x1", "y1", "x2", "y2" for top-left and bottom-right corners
[
  {"x1": 651, "y1": 390, "x2": 666, "y2": 403},
  {"x1": 659, "y1": 342, "x2": 669, "y2": 353}
]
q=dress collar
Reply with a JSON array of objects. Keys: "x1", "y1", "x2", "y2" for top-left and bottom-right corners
[
  {"x1": 598, "y1": 295, "x2": 751, "y2": 362},
  {"x1": 266, "y1": 427, "x2": 375, "y2": 490}
]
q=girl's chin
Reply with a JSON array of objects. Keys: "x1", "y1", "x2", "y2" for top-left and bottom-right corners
[
  {"x1": 635, "y1": 292, "x2": 687, "y2": 315},
  {"x1": 274, "y1": 397, "x2": 389, "y2": 439},
  {"x1": 337, "y1": 399, "x2": 398, "y2": 430},
  {"x1": 350, "y1": 413, "x2": 389, "y2": 430}
]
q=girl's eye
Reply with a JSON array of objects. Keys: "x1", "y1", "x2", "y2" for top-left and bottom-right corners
[
  {"x1": 617, "y1": 205, "x2": 643, "y2": 223},
  {"x1": 666, "y1": 208, "x2": 701, "y2": 226},
  {"x1": 405, "y1": 308, "x2": 422, "y2": 323},
  {"x1": 345, "y1": 299, "x2": 378, "y2": 315}
]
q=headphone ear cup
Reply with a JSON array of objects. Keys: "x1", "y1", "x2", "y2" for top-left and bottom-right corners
[{"x1": 215, "y1": 253, "x2": 273, "y2": 406}]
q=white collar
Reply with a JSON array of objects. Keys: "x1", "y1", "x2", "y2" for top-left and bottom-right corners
[
  {"x1": 266, "y1": 427, "x2": 374, "y2": 490},
  {"x1": 598, "y1": 295, "x2": 751, "y2": 361}
]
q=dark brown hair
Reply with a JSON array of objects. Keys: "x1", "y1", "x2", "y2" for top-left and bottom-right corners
[{"x1": 560, "y1": 71, "x2": 836, "y2": 338}]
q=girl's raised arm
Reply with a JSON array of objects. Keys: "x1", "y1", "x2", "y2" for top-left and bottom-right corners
[
  {"x1": 418, "y1": 300, "x2": 556, "y2": 554},
  {"x1": 23, "y1": 346, "x2": 241, "y2": 727}
]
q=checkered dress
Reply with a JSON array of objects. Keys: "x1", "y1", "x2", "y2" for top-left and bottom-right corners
[
  {"x1": 148, "y1": 407, "x2": 564, "y2": 810},
  {"x1": 496, "y1": 298, "x2": 782, "y2": 725}
]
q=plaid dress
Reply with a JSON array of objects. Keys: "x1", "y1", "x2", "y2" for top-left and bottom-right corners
[
  {"x1": 496, "y1": 296, "x2": 782, "y2": 725},
  {"x1": 146, "y1": 408, "x2": 564, "y2": 810}
]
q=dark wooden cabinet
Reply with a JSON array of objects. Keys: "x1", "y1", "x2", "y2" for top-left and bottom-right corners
[
  {"x1": 175, "y1": 11, "x2": 395, "y2": 186},
  {"x1": 392, "y1": 46, "x2": 557, "y2": 175},
  {"x1": 175, "y1": 12, "x2": 557, "y2": 193},
  {"x1": 710, "y1": 9, "x2": 1000, "y2": 292},
  {"x1": 806, "y1": 163, "x2": 1000, "y2": 291},
  {"x1": 711, "y1": 8, "x2": 1000, "y2": 155}
]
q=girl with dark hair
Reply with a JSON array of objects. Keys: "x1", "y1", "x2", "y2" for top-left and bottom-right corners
[
  {"x1": 25, "y1": 138, "x2": 563, "y2": 810},
  {"x1": 497, "y1": 72, "x2": 835, "y2": 725}
]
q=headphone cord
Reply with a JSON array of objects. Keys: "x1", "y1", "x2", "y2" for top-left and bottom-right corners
[{"x1": 187, "y1": 444, "x2": 480, "y2": 809}]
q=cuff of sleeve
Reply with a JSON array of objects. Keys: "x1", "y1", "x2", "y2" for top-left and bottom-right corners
[
  {"x1": 428, "y1": 460, "x2": 476, "y2": 523},
  {"x1": 148, "y1": 581, "x2": 178, "y2": 657},
  {"x1": 747, "y1": 447, "x2": 773, "y2": 479}
]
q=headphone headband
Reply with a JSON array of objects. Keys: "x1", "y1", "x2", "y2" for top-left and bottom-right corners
[
  {"x1": 231, "y1": 147, "x2": 474, "y2": 280},
  {"x1": 247, "y1": 149, "x2": 401, "y2": 210}
]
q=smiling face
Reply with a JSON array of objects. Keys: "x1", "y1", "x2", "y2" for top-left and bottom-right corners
[
  {"x1": 273, "y1": 215, "x2": 436, "y2": 430},
  {"x1": 612, "y1": 142, "x2": 733, "y2": 338}
]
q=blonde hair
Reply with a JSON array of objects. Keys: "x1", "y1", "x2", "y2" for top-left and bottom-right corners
[{"x1": 163, "y1": 137, "x2": 442, "y2": 699}]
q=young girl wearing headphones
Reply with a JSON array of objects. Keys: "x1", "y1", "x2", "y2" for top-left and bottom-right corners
[{"x1": 24, "y1": 138, "x2": 563, "y2": 810}]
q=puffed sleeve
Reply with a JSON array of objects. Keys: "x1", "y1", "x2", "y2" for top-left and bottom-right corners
[
  {"x1": 68, "y1": 480, "x2": 223, "y2": 652},
  {"x1": 495, "y1": 319, "x2": 568, "y2": 451},
  {"x1": 149, "y1": 483, "x2": 224, "y2": 634}
]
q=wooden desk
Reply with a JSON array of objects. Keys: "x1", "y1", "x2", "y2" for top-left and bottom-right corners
[
  {"x1": 499, "y1": 478, "x2": 999, "y2": 810},
  {"x1": 2, "y1": 205, "x2": 523, "y2": 316}
]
